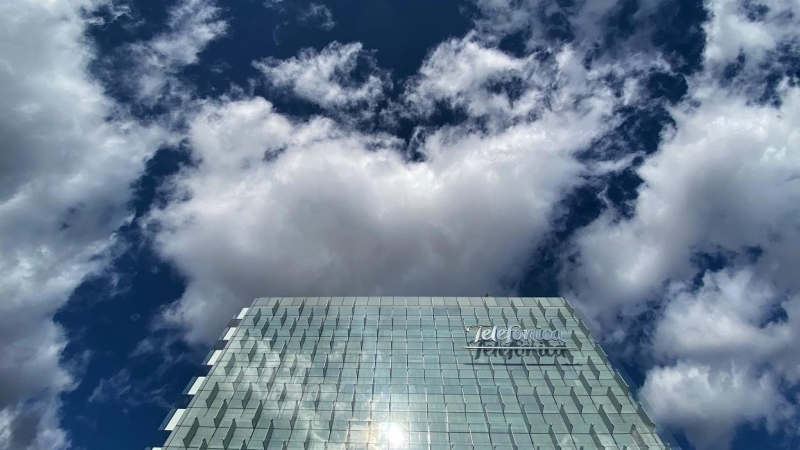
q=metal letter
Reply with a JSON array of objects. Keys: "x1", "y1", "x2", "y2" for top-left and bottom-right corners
[
  {"x1": 497, "y1": 328, "x2": 508, "y2": 343},
  {"x1": 465, "y1": 325, "x2": 483, "y2": 343},
  {"x1": 481, "y1": 328, "x2": 493, "y2": 341}
]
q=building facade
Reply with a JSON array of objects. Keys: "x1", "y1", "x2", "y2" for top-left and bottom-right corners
[{"x1": 150, "y1": 297, "x2": 671, "y2": 449}]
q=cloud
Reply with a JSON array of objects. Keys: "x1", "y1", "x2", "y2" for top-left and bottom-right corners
[
  {"x1": 86, "y1": 1, "x2": 135, "y2": 26},
  {"x1": 99, "y1": 0, "x2": 798, "y2": 448},
  {"x1": 88, "y1": 370, "x2": 134, "y2": 405},
  {"x1": 641, "y1": 362, "x2": 789, "y2": 450},
  {"x1": 639, "y1": 269, "x2": 800, "y2": 448},
  {"x1": 88, "y1": 369, "x2": 171, "y2": 410},
  {"x1": 123, "y1": 0, "x2": 227, "y2": 104},
  {"x1": 559, "y1": 0, "x2": 800, "y2": 447},
  {"x1": 0, "y1": 398, "x2": 69, "y2": 450},
  {"x1": 143, "y1": 75, "x2": 621, "y2": 343},
  {"x1": 652, "y1": 270, "x2": 795, "y2": 367},
  {"x1": 401, "y1": 34, "x2": 527, "y2": 118},
  {"x1": 299, "y1": 3, "x2": 336, "y2": 31},
  {"x1": 255, "y1": 42, "x2": 390, "y2": 114},
  {"x1": 563, "y1": 82, "x2": 800, "y2": 325},
  {"x1": 145, "y1": 0, "x2": 660, "y2": 416},
  {"x1": 264, "y1": 0, "x2": 336, "y2": 31},
  {"x1": 471, "y1": 0, "x2": 663, "y2": 50},
  {"x1": 0, "y1": 0, "x2": 170, "y2": 447},
  {"x1": 703, "y1": 0, "x2": 800, "y2": 69},
  {"x1": 400, "y1": 33, "x2": 663, "y2": 125},
  {"x1": 633, "y1": 269, "x2": 799, "y2": 450},
  {"x1": 644, "y1": 269, "x2": 800, "y2": 440}
]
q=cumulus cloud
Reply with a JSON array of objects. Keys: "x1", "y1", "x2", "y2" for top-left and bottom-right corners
[
  {"x1": 401, "y1": 34, "x2": 527, "y2": 118},
  {"x1": 143, "y1": 77, "x2": 621, "y2": 342},
  {"x1": 147, "y1": 0, "x2": 668, "y2": 352},
  {"x1": 639, "y1": 270, "x2": 800, "y2": 447},
  {"x1": 401, "y1": 33, "x2": 662, "y2": 125},
  {"x1": 560, "y1": 0, "x2": 800, "y2": 447},
  {"x1": 147, "y1": 0, "x2": 666, "y2": 429},
  {"x1": 702, "y1": 0, "x2": 800, "y2": 103},
  {"x1": 255, "y1": 42, "x2": 390, "y2": 114},
  {"x1": 703, "y1": 0, "x2": 800, "y2": 68},
  {"x1": 641, "y1": 362, "x2": 789, "y2": 450},
  {"x1": 563, "y1": 81, "x2": 800, "y2": 324},
  {"x1": 6, "y1": 0, "x2": 780, "y2": 447},
  {"x1": 124, "y1": 0, "x2": 227, "y2": 103},
  {"x1": 0, "y1": 0, "x2": 170, "y2": 447},
  {"x1": 652, "y1": 270, "x2": 794, "y2": 367},
  {"x1": 0, "y1": 399, "x2": 69, "y2": 450},
  {"x1": 107, "y1": 0, "x2": 798, "y2": 448}
]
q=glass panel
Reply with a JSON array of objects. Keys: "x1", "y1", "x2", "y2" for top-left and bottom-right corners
[{"x1": 161, "y1": 297, "x2": 669, "y2": 450}]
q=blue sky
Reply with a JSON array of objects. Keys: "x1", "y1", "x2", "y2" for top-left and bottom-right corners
[{"x1": 1, "y1": 0, "x2": 799, "y2": 449}]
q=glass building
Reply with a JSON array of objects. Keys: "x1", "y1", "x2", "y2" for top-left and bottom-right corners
[{"x1": 149, "y1": 297, "x2": 672, "y2": 449}]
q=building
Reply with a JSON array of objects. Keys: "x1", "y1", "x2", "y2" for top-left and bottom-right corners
[{"x1": 149, "y1": 297, "x2": 672, "y2": 449}]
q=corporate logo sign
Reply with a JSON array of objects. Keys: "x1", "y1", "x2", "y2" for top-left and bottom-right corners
[{"x1": 464, "y1": 324, "x2": 567, "y2": 349}]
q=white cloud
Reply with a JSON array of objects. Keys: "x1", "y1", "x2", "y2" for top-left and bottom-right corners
[
  {"x1": 652, "y1": 270, "x2": 796, "y2": 366},
  {"x1": 125, "y1": 0, "x2": 227, "y2": 103},
  {"x1": 0, "y1": 398, "x2": 69, "y2": 450},
  {"x1": 564, "y1": 83, "x2": 800, "y2": 324},
  {"x1": 88, "y1": 369, "x2": 171, "y2": 410},
  {"x1": 643, "y1": 269, "x2": 800, "y2": 422},
  {"x1": 703, "y1": 0, "x2": 800, "y2": 68},
  {"x1": 88, "y1": 370, "x2": 133, "y2": 405},
  {"x1": 299, "y1": 3, "x2": 336, "y2": 31},
  {"x1": 639, "y1": 269, "x2": 800, "y2": 448},
  {"x1": 144, "y1": 82, "x2": 618, "y2": 343},
  {"x1": 401, "y1": 34, "x2": 527, "y2": 118},
  {"x1": 560, "y1": 1, "x2": 800, "y2": 447},
  {"x1": 641, "y1": 362, "x2": 789, "y2": 450},
  {"x1": 264, "y1": 0, "x2": 336, "y2": 31},
  {"x1": 146, "y1": 0, "x2": 667, "y2": 351},
  {"x1": 255, "y1": 42, "x2": 390, "y2": 113},
  {"x1": 87, "y1": 1, "x2": 135, "y2": 26},
  {"x1": 472, "y1": 0, "x2": 663, "y2": 50},
  {"x1": 562, "y1": 79, "x2": 800, "y2": 450},
  {"x1": 103, "y1": 0, "x2": 800, "y2": 448},
  {"x1": 0, "y1": 0, "x2": 170, "y2": 447},
  {"x1": 10, "y1": 0, "x2": 799, "y2": 448},
  {"x1": 400, "y1": 33, "x2": 665, "y2": 128}
]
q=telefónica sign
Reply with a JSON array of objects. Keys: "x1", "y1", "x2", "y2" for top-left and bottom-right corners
[{"x1": 464, "y1": 324, "x2": 567, "y2": 349}]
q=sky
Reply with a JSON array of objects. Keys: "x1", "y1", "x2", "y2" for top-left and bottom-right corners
[{"x1": 0, "y1": 0, "x2": 799, "y2": 449}]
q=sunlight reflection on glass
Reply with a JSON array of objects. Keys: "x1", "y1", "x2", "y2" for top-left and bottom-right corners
[{"x1": 370, "y1": 421, "x2": 407, "y2": 448}]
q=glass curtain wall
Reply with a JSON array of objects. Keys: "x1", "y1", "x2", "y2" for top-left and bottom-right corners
[{"x1": 152, "y1": 297, "x2": 670, "y2": 450}]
